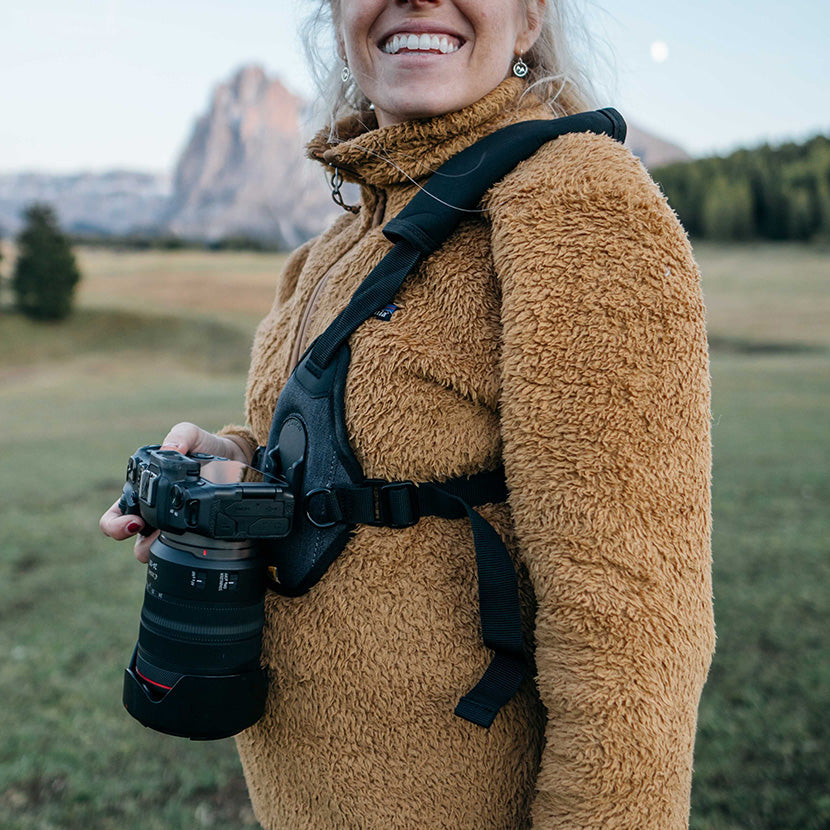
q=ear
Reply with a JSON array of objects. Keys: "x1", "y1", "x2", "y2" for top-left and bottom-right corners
[
  {"x1": 334, "y1": 25, "x2": 346, "y2": 62},
  {"x1": 516, "y1": 0, "x2": 546, "y2": 54},
  {"x1": 331, "y1": 1, "x2": 346, "y2": 61}
]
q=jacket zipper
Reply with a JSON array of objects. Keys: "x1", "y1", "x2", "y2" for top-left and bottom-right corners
[
  {"x1": 288, "y1": 263, "x2": 340, "y2": 371},
  {"x1": 287, "y1": 191, "x2": 387, "y2": 373}
]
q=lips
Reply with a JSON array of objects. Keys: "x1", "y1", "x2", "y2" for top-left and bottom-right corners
[{"x1": 382, "y1": 32, "x2": 462, "y2": 55}]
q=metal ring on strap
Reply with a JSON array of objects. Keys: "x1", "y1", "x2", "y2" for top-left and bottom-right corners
[{"x1": 305, "y1": 488, "x2": 339, "y2": 528}]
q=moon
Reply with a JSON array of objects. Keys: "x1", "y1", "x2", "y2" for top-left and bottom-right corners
[{"x1": 650, "y1": 41, "x2": 669, "y2": 63}]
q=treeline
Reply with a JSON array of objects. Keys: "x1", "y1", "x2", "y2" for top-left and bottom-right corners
[
  {"x1": 653, "y1": 133, "x2": 830, "y2": 242},
  {"x1": 68, "y1": 232, "x2": 288, "y2": 252}
]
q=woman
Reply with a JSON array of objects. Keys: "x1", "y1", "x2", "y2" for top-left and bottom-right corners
[{"x1": 101, "y1": 1, "x2": 715, "y2": 827}]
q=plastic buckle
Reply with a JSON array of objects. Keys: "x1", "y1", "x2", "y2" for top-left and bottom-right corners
[{"x1": 377, "y1": 481, "x2": 420, "y2": 529}]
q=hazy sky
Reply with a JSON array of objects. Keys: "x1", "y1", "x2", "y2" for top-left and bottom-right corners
[{"x1": 2, "y1": 0, "x2": 827, "y2": 173}]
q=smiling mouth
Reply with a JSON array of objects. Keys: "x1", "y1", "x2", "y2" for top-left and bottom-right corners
[{"x1": 381, "y1": 33, "x2": 462, "y2": 55}]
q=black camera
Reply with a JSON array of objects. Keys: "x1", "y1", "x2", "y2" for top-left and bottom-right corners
[{"x1": 118, "y1": 445, "x2": 294, "y2": 740}]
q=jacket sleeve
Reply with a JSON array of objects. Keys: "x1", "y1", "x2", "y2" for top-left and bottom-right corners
[
  {"x1": 218, "y1": 238, "x2": 316, "y2": 454},
  {"x1": 487, "y1": 133, "x2": 715, "y2": 829}
]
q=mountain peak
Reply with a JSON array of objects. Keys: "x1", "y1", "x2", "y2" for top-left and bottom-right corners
[
  {"x1": 230, "y1": 63, "x2": 268, "y2": 91},
  {"x1": 165, "y1": 64, "x2": 336, "y2": 246}
]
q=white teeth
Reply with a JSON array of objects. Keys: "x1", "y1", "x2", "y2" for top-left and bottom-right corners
[{"x1": 382, "y1": 33, "x2": 460, "y2": 55}]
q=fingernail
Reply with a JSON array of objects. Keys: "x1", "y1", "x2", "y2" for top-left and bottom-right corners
[{"x1": 127, "y1": 521, "x2": 142, "y2": 533}]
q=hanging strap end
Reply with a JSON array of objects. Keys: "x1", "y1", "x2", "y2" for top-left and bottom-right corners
[{"x1": 454, "y1": 696, "x2": 499, "y2": 729}]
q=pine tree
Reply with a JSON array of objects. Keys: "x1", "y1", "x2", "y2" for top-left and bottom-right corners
[
  {"x1": 12, "y1": 203, "x2": 81, "y2": 321},
  {"x1": 702, "y1": 176, "x2": 754, "y2": 241}
]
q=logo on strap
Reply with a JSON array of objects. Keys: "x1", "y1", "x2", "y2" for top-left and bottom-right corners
[{"x1": 372, "y1": 303, "x2": 399, "y2": 322}]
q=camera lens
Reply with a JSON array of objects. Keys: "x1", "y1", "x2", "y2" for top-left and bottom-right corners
[{"x1": 123, "y1": 531, "x2": 268, "y2": 740}]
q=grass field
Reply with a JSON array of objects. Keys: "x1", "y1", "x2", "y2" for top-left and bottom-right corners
[{"x1": 0, "y1": 242, "x2": 827, "y2": 829}]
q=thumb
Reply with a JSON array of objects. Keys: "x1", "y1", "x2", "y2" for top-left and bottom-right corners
[{"x1": 160, "y1": 422, "x2": 206, "y2": 455}]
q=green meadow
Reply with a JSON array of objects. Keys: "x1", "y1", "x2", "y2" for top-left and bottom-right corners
[{"x1": 0, "y1": 242, "x2": 827, "y2": 829}]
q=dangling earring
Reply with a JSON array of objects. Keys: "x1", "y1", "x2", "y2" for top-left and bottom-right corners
[
  {"x1": 512, "y1": 55, "x2": 529, "y2": 78},
  {"x1": 341, "y1": 64, "x2": 351, "y2": 83}
]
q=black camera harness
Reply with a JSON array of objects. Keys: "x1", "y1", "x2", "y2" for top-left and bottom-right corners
[{"x1": 256, "y1": 109, "x2": 627, "y2": 728}]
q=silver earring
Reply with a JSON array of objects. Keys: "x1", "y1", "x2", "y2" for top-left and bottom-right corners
[
  {"x1": 512, "y1": 55, "x2": 529, "y2": 78},
  {"x1": 341, "y1": 64, "x2": 351, "y2": 83}
]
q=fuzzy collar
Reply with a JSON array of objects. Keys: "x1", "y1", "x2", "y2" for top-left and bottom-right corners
[{"x1": 306, "y1": 78, "x2": 551, "y2": 187}]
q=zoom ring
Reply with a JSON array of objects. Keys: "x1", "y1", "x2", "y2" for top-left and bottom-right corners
[{"x1": 140, "y1": 605, "x2": 263, "y2": 643}]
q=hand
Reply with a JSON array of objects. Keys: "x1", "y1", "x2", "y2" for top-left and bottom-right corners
[{"x1": 98, "y1": 422, "x2": 253, "y2": 563}]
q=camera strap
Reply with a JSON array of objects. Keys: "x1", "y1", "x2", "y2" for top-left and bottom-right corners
[
  {"x1": 259, "y1": 110, "x2": 627, "y2": 728},
  {"x1": 306, "y1": 107, "x2": 626, "y2": 372}
]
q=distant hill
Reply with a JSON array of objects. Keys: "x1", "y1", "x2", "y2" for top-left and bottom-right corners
[
  {"x1": 0, "y1": 170, "x2": 170, "y2": 238},
  {"x1": 0, "y1": 66, "x2": 690, "y2": 244},
  {"x1": 624, "y1": 123, "x2": 691, "y2": 168}
]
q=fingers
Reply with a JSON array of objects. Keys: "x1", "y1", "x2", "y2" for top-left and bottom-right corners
[
  {"x1": 161, "y1": 421, "x2": 250, "y2": 464},
  {"x1": 99, "y1": 499, "x2": 156, "y2": 563},
  {"x1": 160, "y1": 421, "x2": 205, "y2": 455},
  {"x1": 99, "y1": 499, "x2": 145, "y2": 541},
  {"x1": 134, "y1": 529, "x2": 159, "y2": 564},
  {"x1": 99, "y1": 424, "x2": 207, "y2": 551},
  {"x1": 160, "y1": 422, "x2": 248, "y2": 462}
]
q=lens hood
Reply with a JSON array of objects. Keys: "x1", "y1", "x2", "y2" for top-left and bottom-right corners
[{"x1": 123, "y1": 647, "x2": 267, "y2": 740}]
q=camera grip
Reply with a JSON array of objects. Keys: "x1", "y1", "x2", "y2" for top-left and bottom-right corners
[{"x1": 118, "y1": 483, "x2": 157, "y2": 536}]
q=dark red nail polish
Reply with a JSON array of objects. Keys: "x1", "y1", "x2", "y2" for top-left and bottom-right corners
[{"x1": 127, "y1": 521, "x2": 142, "y2": 533}]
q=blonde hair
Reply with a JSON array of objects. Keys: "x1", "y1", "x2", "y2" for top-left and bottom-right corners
[{"x1": 301, "y1": 1, "x2": 607, "y2": 130}]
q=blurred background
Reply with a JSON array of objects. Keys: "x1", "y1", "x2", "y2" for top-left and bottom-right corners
[{"x1": 1, "y1": 1, "x2": 827, "y2": 828}]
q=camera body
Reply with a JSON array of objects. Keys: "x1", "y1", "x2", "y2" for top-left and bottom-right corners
[
  {"x1": 119, "y1": 444, "x2": 293, "y2": 541},
  {"x1": 118, "y1": 445, "x2": 294, "y2": 740}
]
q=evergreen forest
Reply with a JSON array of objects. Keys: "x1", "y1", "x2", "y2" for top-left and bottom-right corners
[{"x1": 653, "y1": 133, "x2": 830, "y2": 243}]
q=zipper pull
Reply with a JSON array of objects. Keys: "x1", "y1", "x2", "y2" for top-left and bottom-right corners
[{"x1": 330, "y1": 169, "x2": 360, "y2": 214}]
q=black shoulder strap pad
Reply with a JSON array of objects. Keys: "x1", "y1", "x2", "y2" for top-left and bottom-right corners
[
  {"x1": 308, "y1": 107, "x2": 626, "y2": 371},
  {"x1": 383, "y1": 108, "x2": 626, "y2": 254}
]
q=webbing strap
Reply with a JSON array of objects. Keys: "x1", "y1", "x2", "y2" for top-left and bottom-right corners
[
  {"x1": 424, "y1": 482, "x2": 526, "y2": 728},
  {"x1": 305, "y1": 470, "x2": 524, "y2": 727},
  {"x1": 309, "y1": 110, "x2": 626, "y2": 374},
  {"x1": 384, "y1": 109, "x2": 626, "y2": 254},
  {"x1": 305, "y1": 468, "x2": 508, "y2": 528},
  {"x1": 308, "y1": 240, "x2": 421, "y2": 371}
]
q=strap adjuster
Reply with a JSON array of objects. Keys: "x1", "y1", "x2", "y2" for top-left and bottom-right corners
[{"x1": 372, "y1": 481, "x2": 420, "y2": 528}]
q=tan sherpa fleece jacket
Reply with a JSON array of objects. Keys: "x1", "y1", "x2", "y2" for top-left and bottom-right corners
[{"x1": 221, "y1": 79, "x2": 715, "y2": 830}]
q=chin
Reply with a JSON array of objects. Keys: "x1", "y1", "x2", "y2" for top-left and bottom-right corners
[{"x1": 378, "y1": 93, "x2": 473, "y2": 125}]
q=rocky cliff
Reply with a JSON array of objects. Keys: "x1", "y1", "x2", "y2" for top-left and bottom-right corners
[{"x1": 163, "y1": 65, "x2": 337, "y2": 247}]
